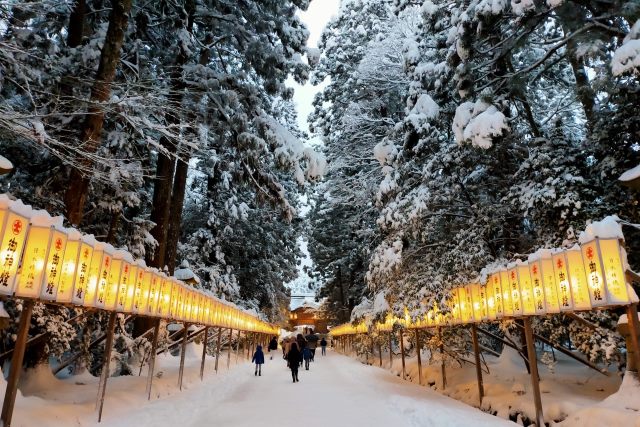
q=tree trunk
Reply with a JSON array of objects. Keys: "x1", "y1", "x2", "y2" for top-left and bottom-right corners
[
  {"x1": 64, "y1": 0, "x2": 132, "y2": 225},
  {"x1": 67, "y1": 0, "x2": 86, "y2": 48},
  {"x1": 164, "y1": 153, "x2": 189, "y2": 274}
]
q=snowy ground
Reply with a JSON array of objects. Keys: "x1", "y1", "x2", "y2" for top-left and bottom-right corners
[
  {"x1": 349, "y1": 345, "x2": 640, "y2": 427},
  {"x1": 4, "y1": 346, "x2": 514, "y2": 427}
]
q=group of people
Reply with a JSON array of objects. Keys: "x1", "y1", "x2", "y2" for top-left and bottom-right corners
[{"x1": 250, "y1": 331, "x2": 328, "y2": 383}]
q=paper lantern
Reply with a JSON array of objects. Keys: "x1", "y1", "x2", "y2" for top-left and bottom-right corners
[
  {"x1": 0, "y1": 206, "x2": 30, "y2": 295},
  {"x1": 565, "y1": 246, "x2": 591, "y2": 311},
  {"x1": 56, "y1": 229, "x2": 82, "y2": 304},
  {"x1": 133, "y1": 263, "x2": 151, "y2": 314},
  {"x1": 71, "y1": 236, "x2": 96, "y2": 305},
  {"x1": 155, "y1": 275, "x2": 173, "y2": 317},
  {"x1": 516, "y1": 262, "x2": 536, "y2": 316},
  {"x1": 470, "y1": 284, "x2": 487, "y2": 321},
  {"x1": 551, "y1": 250, "x2": 573, "y2": 311},
  {"x1": 528, "y1": 260, "x2": 547, "y2": 315},
  {"x1": 145, "y1": 269, "x2": 161, "y2": 315},
  {"x1": 39, "y1": 226, "x2": 67, "y2": 301},
  {"x1": 83, "y1": 242, "x2": 115, "y2": 308},
  {"x1": 115, "y1": 255, "x2": 136, "y2": 313},
  {"x1": 506, "y1": 266, "x2": 523, "y2": 316},
  {"x1": 488, "y1": 273, "x2": 504, "y2": 318},
  {"x1": 499, "y1": 269, "x2": 513, "y2": 317},
  {"x1": 16, "y1": 218, "x2": 56, "y2": 299},
  {"x1": 538, "y1": 254, "x2": 560, "y2": 314},
  {"x1": 598, "y1": 238, "x2": 632, "y2": 304},
  {"x1": 459, "y1": 286, "x2": 474, "y2": 323},
  {"x1": 98, "y1": 249, "x2": 125, "y2": 310},
  {"x1": 446, "y1": 289, "x2": 462, "y2": 324},
  {"x1": 485, "y1": 281, "x2": 497, "y2": 321}
]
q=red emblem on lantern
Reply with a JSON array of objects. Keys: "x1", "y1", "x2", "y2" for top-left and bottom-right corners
[
  {"x1": 12, "y1": 220, "x2": 22, "y2": 235},
  {"x1": 104, "y1": 257, "x2": 110, "y2": 267},
  {"x1": 124, "y1": 265, "x2": 129, "y2": 273},
  {"x1": 55, "y1": 238, "x2": 63, "y2": 251},
  {"x1": 586, "y1": 246, "x2": 594, "y2": 260},
  {"x1": 511, "y1": 271, "x2": 516, "y2": 280},
  {"x1": 532, "y1": 265, "x2": 538, "y2": 275},
  {"x1": 556, "y1": 259, "x2": 563, "y2": 269},
  {"x1": 83, "y1": 249, "x2": 89, "y2": 258}
]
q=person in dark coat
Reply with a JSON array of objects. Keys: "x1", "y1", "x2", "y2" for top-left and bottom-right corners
[
  {"x1": 268, "y1": 337, "x2": 278, "y2": 360},
  {"x1": 320, "y1": 337, "x2": 327, "y2": 356},
  {"x1": 296, "y1": 334, "x2": 307, "y2": 367},
  {"x1": 302, "y1": 346, "x2": 312, "y2": 370},
  {"x1": 252, "y1": 345, "x2": 265, "y2": 376},
  {"x1": 287, "y1": 342, "x2": 300, "y2": 382}
]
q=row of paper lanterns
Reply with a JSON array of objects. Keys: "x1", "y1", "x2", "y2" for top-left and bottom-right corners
[
  {"x1": 331, "y1": 237, "x2": 635, "y2": 336},
  {"x1": 0, "y1": 195, "x2": 278, "y2": 335}
]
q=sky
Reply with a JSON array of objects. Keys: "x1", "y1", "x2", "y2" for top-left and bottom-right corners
[{"x1": 285, "y1": 0, "x2": 340, "y2": 310}]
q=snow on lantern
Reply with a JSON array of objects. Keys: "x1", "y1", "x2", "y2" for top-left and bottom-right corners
[
  {"x1": 0, "y1": 200, "x2": 31, "y2": 295},
  {"x1": 15, "y1": 212, "x2": 60, "y2": 299},
  {"x1": 499, "y1": 269, "x2": 513, "y2": 317},
  {"x1": 71, "y1": 235, "x2": 96, "y2": 305},
  {"x1": 101, "y1": 250, "x2": 125, "y2": 311},
  {"x1": 528, "y1": 260, "x2": 547, "y2": 315},
  {"x1": 116, "y1": 253, "x2": 136, "y2": 313},
  {"x1": 145, "y1": 269, "x2": 161, "y2": 315},
  {"x1": 56, "y1": 229, "x2": 82, "y2": 304},
  {"x1": 506, "y1": 265, "x2": 523, "y2": 316},
  {"x1": 565, "y1": 245, "x2": 592, "y2": 311},
  {"x1": 552, "y1": 250, "x2": 573, "y2": 311},
  {"x1": 516, "y1": 261, "x2": 536, "y2": 316}
]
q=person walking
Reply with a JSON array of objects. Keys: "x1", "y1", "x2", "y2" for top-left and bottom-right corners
[
  {"x1": 268, "y1": 336, "x2": 278, "y2": 360},
  {"x1": 251, "y1": 345, "x2": 265, "y2": 376},
  {"x1": 303, "y1": 345, "x2": 312, "y2": 370},
  {"x1": 296, "y1": 334, "x2": 307, "y2": 367},
  {"x1": 287, "y1": 342, "x2": 301, "y2": 383},
  {"x1": 306, "y1": 330, "x2": 319, "y2": 361},
  {"x1": 320, "y1": 337, "x2": 327, "y2": 356}
]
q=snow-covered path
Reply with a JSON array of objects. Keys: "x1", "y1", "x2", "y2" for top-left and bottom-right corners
[{"x1": 95, "y1": 350, "x2": 514, "y2": 427}]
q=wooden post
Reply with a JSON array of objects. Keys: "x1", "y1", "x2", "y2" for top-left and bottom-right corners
[
  {"x1": 523, "y1": 318, "x2": 544, "y2": 427},
  {"x1": 97, "y1": 311, "x2": 117, "y2": 422},
  {"x1": 399, "y1": 328, "x2": 406, "y2": 380},
  {"x1": 178, "y1": 323, "x2": 190, "y2": 390},
  {"x1": 626, "y1": 304, "x2": 640, "y2": 373},
  {"x1": 214, "y1": 327, "x2": 222, "y2": 373},
  {"x1": 146, "y1": 319, "x2": 161, "y2": 400},
  {"x1": 388, "y1": 332, "x2": 393, "y2": 367},
  {"x1": 378, "y1": 341, "x2": 383, "y2": 367},
  {"x1": 235, "y1": 329, "x2": 241, "y2": 364},
  {"x1": 415, "y1": 329, "x2": 422, "y2": 386},
  {"x1": 200, "y1": 327, "x2": 209, "y2": 381},
  {"x1": 438, "y1": 326, "x2": 447, "y2": 390},
  {"x1": 1, "y1": 299, "x2": 34, "y2": 427},
  {"x1": 227, "y1": 328, "x2": 232, "y2": 369},
  {"x1": 471, "y1": 324, "x2": 484, "y2": 406}
]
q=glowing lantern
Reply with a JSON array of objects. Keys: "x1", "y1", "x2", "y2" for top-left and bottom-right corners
[
  {"x1": 516, "y1": 262, "x2": 536, "y2": 316},
  {"x1": 100, "y1": 250, "x2": 125, "y2": 311},
  {"x1": 133, "y1": 263, "x2": 151, "y2": 314},
  {"x1": 485, "y1": 280, "x2": 497, "y2": 321},
  {"x1": 551, "y1": 250, "x2": 573, "y2": 311},
  {"x1": 499, "y1": 269, "x2": 513, "y2": 317},
  {"x1": 16, "y1": 215, "x2": 58, "y2": 299},
  {"x1": 56, "y1": 229, "x2": 82, "y2": 304},
  {"x1": 115, "y1": 255, "x2": 136, "y2": 313},
  {"x1": 156, "y1": 275, "x2": 173, "y2": 317},
  {"x1": 202, "y1": 297, "x2": 211, "y2": 325},
  {"x1": 446, "y1": 289, "x2": 462, "y2": 324},
  {"x1": 38, "y1": 225, "x2": 67, "y2": 301},
  {"x1": 489, "y1": 273, "x2": 504, "y2": 318},
  {"x1": 506, "y1": 266, "x2": 523, "y2": 316},
  {"x1": 528, "y1": 260, "x2": 547, "y2": 315},
  {"x1": 598, "y1": 238, "x2": 632, "y2": 304},
  {"x1": 565, "y1": 246, "x2": 591, "y2": 311},
  {"x1": 538, "y1": 253, "x2": 560, "y2": 314},
  {"x1": 470, "y1": 284, "x2": 487, "y2": 321},
  {"x1": 145, "y1": 269, "x2": 161, "y2": 315},
  {"x1": 0, "y1": 204, "x2": 30, "y2": 295},
  {"x1": 459, "y1": 286, "x2": 474, "y2": 323},
  {"x1": 71, "y1": 236, "x2": 96, "y2": 305},
  {"x1": 84, "y1": 242, "x2": 115, "y2": 308}
]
